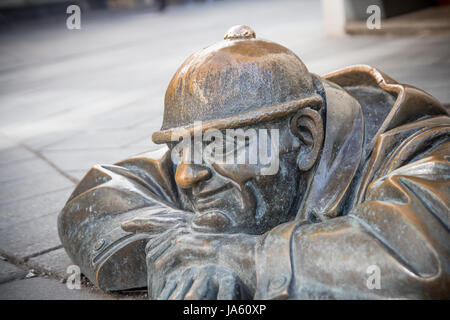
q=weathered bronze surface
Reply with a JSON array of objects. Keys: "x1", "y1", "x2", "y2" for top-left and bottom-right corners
[{"x1": 58, "y1": 25, "x2": 450, "y2": 299}]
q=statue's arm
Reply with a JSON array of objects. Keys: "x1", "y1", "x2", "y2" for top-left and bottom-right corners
[
  {"x1": 255, "y1": 149, "x2": 450, "y2": 299},
  {"x1": 58, "y1": 148, "x2": 190, "y2": 291}
]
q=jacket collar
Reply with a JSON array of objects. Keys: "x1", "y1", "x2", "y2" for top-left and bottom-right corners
[
  {"x1": 298, "y1": 65, "x2": 448, "y2": 221},
  {"x1": 297, "y1": 77, "x2": 364, "y2": 221}
]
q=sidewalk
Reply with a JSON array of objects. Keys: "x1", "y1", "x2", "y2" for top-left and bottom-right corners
[{"x1": 0, "y1": 0, "x2": 449, "y2": 299}]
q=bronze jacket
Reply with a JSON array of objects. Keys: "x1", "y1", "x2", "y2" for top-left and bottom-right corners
[{"x1": 58, "y1": 65, "x2": 450, "y2": 298}]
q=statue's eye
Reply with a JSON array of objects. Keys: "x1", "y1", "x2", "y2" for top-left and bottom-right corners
[
  {"x1": 171, "y1": 148, "x2": 182, "y2": 164},
  {"x1": 233, "y1": 136, "x2": 251, "y2": 151},
  {"x1": 170, "y1": 140, "x2": 192, "y2": 164}
]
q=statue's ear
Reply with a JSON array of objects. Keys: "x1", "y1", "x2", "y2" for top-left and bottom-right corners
[{"x1": 290, "y1": 108, "x2": 324, "y2": 171}]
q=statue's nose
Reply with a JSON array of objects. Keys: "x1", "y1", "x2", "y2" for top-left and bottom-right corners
[{"x1": 175, "y1": 162, "x2": 212, "y2": 188}]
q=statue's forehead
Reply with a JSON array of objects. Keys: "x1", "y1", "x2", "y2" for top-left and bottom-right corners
[{"x1": 167, "y1": 118, "x2": 295, "y2": 151}]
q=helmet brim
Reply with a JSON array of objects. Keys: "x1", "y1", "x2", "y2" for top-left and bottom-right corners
[{"x1": 152, "y1": 94, "x2": 323, "y2": 144}]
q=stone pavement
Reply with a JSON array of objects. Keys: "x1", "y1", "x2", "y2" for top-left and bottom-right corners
[{"x1": 0, "y1": 0, "x2": 449, "y2": 299}]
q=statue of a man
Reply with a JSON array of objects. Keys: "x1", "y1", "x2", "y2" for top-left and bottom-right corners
[{"x1": 58, "y1": 25, "x2": 450, "y2": 299}]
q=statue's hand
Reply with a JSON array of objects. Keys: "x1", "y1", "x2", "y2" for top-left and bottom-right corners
[
  {"x1": 145, "y1": 226, "x2": 258, "y2": 299},
  {"x1": 120, "y1": 209, "x2": 193, "y2": 234},
  {"x1": 155, "y1": 264, "x2": 249, "y2": 300}
]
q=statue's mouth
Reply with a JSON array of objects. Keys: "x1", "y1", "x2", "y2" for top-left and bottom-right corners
[
  {"x1": 191, "y1": 210, "x2": 232, "y2": 233},
  {"x1": 189, "y1": 182, "x2": 237, "y2": 233},
  {"x1": 192, "y1": 182, "x2": 232, "y2": 199},
  {"x1": 192, "y1": 182, "x2": 235, "y2": 213}
]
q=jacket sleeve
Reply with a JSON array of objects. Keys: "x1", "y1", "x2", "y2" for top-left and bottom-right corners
[
  {"x1": 255, "y1": 141, "x2": 450, "y2": 299},
  {"x1": 58, "y1": 147, "x2": 187, "y2": 291}
]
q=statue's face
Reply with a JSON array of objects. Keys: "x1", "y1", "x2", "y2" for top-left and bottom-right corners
[{"x1": 170, "y1": 118, "x2": 303, "y2": 234}]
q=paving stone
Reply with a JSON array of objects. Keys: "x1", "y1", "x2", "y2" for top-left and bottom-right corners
[
  {"x1": 0, "y1": 171, "x2": 74, "y2": 204},
  {"x1": 0, "y1": 145, "x2": 35, "y2": 166},
  {"x1": 48, "y1": 94, "x2": 165, "y2": 132},
  {"x1": 0, "y1": 156, "x2": 61, "y2": 184},
  {"x1": 0, "y1": 187, "x2": 73, "y2": 229},
  {"x1": 0, "y1": 134, "x2": 34, "y2": 165},
  {"x1": 42, "y1": 127, "x2": 155, "y2": 151},
  {"x1": 126, "y1": 135, "x2": 155, "y2": 149},
  {"x1": 0, "y1": 277, "x2": 115, "y2": 300},
  {"x1": 21, "y1": 130, "x2": 81, "y2": 152},
  {"x1": 27, "y1": 248, "x2": 73, "y2": 279},
  {"x1": 65, "y1": 170, "x2": 91, "y2": 182},
  {"x1": 0, "y1": 133, "x2": 16, "y2": 149},
  {"x1": 0, "y1": 260, "x2": 27, "y2": 284},
  {"x1": 90, "y1": 103, "x2": 161, "y2": 131},
  {"x1": 41, "y1": 146, "x2": 158, "y2": 174},
  {"x1": 1, "y1": 89, "x2": 149, "y2": 141},
  {"x1": 0, "y1": 213, "x2": 61, "y2": 260}
]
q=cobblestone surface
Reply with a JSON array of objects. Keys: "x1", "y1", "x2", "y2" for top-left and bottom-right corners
[{"x1": 0, "y1": 259, "x2": 27, "y2": 284}]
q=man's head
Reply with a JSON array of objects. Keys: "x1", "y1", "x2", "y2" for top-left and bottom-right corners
[{"x1": 152, "y1": 26, "x2": 324, "y2": 234}]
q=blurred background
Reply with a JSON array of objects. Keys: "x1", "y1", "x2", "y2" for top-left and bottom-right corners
[{"x1": 0, "y1": 0, "x2": 449, "y2": 299}]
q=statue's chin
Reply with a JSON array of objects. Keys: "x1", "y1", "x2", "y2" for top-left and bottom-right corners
[{"x1": 191, "y1": 211, "x2": 232, "y2": 233}]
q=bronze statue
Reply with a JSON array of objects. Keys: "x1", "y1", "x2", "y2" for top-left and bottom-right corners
[{"x1": 58, "y1": 25, "x2": 450, "y2": 299}]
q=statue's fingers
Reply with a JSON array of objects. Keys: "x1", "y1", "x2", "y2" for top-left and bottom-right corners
[
  {"x1": 145, "y1": 228, "x2": 173, "y2": 254},
  {"x1": 147, "y1": 238, "x2": 173, "y2": 299},
  {"x1": 156, "y1": 272, "x2": 179, "y2": 300},
  {"x1": 147, "y1": 230, "x2": 188, "y2": 296},
  {"x1": 152, "y1": 240, "x2": 207, "y2": 279},
  {"x1": 145, "y1": 227, "x2": 186, "y2": 255},
  {"x1": 120, "y1": 218, "x2": 165, "y2": 233},
  {"x1": 146, "y1": 231, "x2": 182, "y2": 269},
  {"x1": 152, "y1": 232, "x2": 215, "y2": 270},
  {"x1": 121, "y1": 213, "x2": 189, "y2": 233},
  {"x1": 184, "y1": 267, "x2": 214, "y2": 300},
  {"x1": 147, "y1": 240, "x2": 172, "y2": 274},
  {"x1": 168, "y1": 267, "x2": 198, "y2": 300},
  {"x1": 157, "y1": 211, "x2": 194, "y2": 223},
  {"x1": 216, "y1": 273, "x2": 240, "y2": 300},
  {"x1": 146, "y1": 230, "x2": 182, "y2": 279}
]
